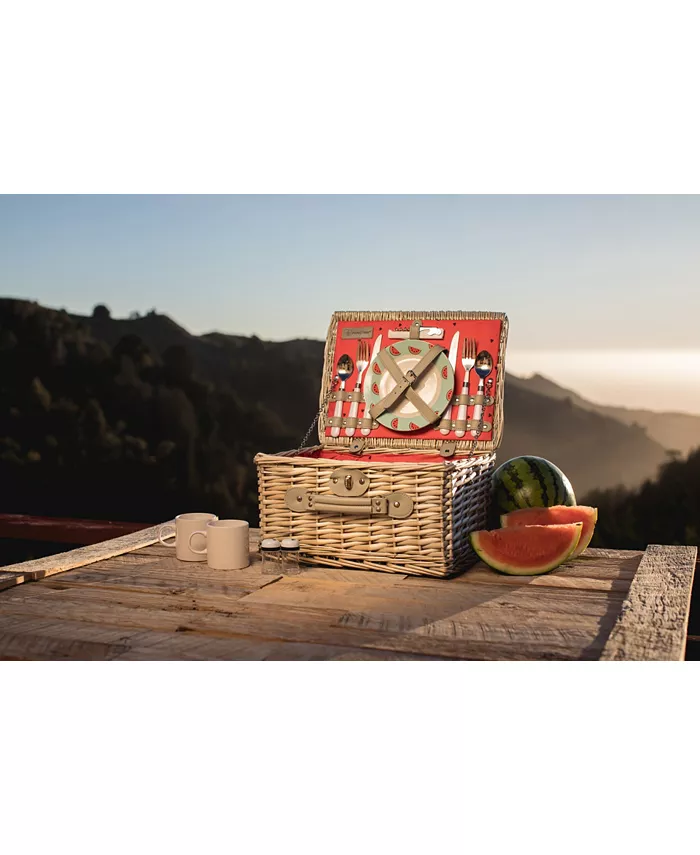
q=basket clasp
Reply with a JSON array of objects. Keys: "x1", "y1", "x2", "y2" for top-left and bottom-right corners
[{"x1": 329, "y1": 468, "x2": 370, "y2": 497}]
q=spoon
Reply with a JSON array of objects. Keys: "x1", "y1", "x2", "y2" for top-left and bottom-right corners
[
  {"x1": 330, "y1": 353, "x2": 354, "y2": 437},
  {"x1": 470, "y1": 350, "x2": 493, "y2": 437}
]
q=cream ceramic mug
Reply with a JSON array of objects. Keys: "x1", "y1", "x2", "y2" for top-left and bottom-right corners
[
  {"x1": 158, "y1": 513, "x2": 218, "y2": 561},
  {"x1": 188, "y1": 519, "x2": 250, "y2": 570}
]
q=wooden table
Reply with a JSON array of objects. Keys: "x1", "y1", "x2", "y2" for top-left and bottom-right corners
[{"x1": 0, "y1": 526, "x2": 696, "y2": 660}]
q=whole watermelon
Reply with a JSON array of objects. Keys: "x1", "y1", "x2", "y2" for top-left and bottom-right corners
[{"x1": 491, "y1": 456, "x2": 576, "y2": 516}]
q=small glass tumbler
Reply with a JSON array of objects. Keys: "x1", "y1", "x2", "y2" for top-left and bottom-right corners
[
  {"x1": 260, "y1": 538, "x2": 281, "y2": 574},
  {"x1": 280, "y1": 538, "x2": 301, "y2": 575}
]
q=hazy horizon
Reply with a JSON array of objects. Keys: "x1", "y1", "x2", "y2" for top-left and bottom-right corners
[{"x1": 1, "y1": 194, "x2": 698, "y2": 414}]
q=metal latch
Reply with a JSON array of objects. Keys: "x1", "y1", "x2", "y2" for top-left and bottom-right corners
[{"x1": 329, "y1": 468, "x2": 369, "y2": 497}]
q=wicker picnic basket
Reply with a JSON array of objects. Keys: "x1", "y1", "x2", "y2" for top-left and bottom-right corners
[{"x1": 255, "y1": 310, "x2": 508, "y2": 577}]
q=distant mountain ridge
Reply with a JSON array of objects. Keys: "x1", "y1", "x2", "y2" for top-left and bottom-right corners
[
  {"x1": 0, "y1": 298, "x2": 686, "y2": 506},
  {"x1": 509, "y1": 372, "x2": 700, "y2": 456}
]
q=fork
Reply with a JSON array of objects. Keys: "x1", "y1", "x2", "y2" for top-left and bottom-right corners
[
  {"x1": 345, "y1": 339, "x2": 370, "y2": 436},
  {"x1": 454, "y1": 337, "x2": 477, "y2": 437}
]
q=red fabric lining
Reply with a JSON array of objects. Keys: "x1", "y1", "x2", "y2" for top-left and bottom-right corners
[
  {"x1": 300, "y1": 448, "x2": 462, "y2": 464},
  {"x1": 324, "y1": 317, "x2": 502, "y2": 443}
]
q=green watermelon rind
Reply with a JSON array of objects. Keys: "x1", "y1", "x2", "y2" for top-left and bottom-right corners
[
  {"x1": 500, "y1": 505, "x2": 598, "y2": 559},
  {"x1": 469, "y1": 523, "x2": 582, "y2": 576},
  {"x1": 491, "y1": 456, "x2": 576, "y2": 516}
]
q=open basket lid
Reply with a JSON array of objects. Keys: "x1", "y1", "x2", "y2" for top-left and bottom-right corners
[{"x1": 317, "y1": 311, "x2": 508, "y2": 456}]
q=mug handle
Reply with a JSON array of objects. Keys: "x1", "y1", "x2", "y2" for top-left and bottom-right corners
[
  {"x1": 158, "y1": 523, "x2": 177, "y2": 547},
  {"x1": 188, "y1": 530, "x2": 208, "y2": 555}
]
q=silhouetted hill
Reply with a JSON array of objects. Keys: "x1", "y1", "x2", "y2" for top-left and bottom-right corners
[
  {"x1": 0, "y1": 298, "x2": 308, "y2": 526},
  {"x1": 0, "y1": 298, "x2": 685, "y2": 528},
  {"x1": 83, "y1": 307, "x2": 324, "y2": 437},
  {"x1": 510, "y1": 372, "x2": 700, "y2": 456},
  {"x1": 500, "y1": 378, "x2": 669, "y2": 496}
]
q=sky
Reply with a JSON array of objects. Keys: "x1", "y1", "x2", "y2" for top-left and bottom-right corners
[{"x1": 1, "y1": 195, "x2": 699, "y2": 412}]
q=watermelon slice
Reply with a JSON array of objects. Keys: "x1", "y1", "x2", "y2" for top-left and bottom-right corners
[
  {"x1": 469, "y1": 523, "x2": 582, "y2": 576},
  {"x1": 500, "y1": 505, "x2": 597, "y2": 558}
]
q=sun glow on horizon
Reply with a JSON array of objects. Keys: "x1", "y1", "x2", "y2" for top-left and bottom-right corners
[{"x1": 507, "y1": 349, "x2": 700, "y2": 415}]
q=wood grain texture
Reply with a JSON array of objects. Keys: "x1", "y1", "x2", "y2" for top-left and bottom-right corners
[
  {"x1": 0, "y1": 615, "x2": 442, "y2": 661},
  {"x1": 0, "y1": 525, "x2": 162, "y2": 592},
  {"x1": 600, "y1": 544, "x2": 698, "y2": 661},
  {"x1": 0, "y1": 532, "x2": 694, "y2": 660}
]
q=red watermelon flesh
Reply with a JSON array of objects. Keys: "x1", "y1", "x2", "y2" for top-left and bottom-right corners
[
  {"x1": 500, "y1": 505, "x2": 597, "y2": 558},
  {"x1": 469, "y1": 523, "x2": 582, "y2": 576}
]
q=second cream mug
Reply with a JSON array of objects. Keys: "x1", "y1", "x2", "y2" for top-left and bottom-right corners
[{"x1": 188, "y1": 519, "x2": 250, "y2": 570}]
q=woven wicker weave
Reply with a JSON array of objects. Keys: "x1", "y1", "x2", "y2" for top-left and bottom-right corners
[
  {"x1": 255, "y1": 448, "x2": 496, "y2": 577},
  {"x1": 255, "y1": 310, "x2": 506, "y2": 577}
]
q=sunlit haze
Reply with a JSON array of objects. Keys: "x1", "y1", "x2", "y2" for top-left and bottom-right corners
[
  {"x1": 1, "y1": 195, "x2": 698, "y2": 413},
  {"x1": 507, "y1": 349, "x2": 700, "y2": 415}
]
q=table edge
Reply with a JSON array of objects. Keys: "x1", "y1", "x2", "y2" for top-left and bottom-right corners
[{"x1": 600, "y1": 544, "x2": 698, "y2": 661}]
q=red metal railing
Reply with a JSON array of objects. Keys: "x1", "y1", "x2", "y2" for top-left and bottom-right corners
[{"x1": 0, "y1": 514, "x2": 151, "y2": 545}]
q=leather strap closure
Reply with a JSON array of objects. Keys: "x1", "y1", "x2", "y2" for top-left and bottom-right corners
[
  {"x1": 328, "y1": 415, "x2": 380, "y2": 429},
  {"x1": 369, "y1": 345, "x2": 444, "y2": 422},
  {"x1": 451, "y1": 394, "x2": 494, "y2": 407},
  {"x1": 285, "y1": 487, "x2": 414, "y2": 519},
  {"x1": 329, "y1": 389, "x2": 364, "y2": 403},
  {"x1": 452, "y1": 418, "x2": 492, "y2": 433},
  {"x1": 327, "y1": 415, "x2": 360, "y2": 429},
  {"x1": 409, "y1": 320, "x2": 422, "y2": 340},
  {"x1": 437, "y1": 418, "x2": 493, "y2": 434}
]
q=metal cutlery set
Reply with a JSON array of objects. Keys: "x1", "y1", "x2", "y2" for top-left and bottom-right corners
[{"x1": 328, "y1": 323, "x2": 496, "y2": 439}]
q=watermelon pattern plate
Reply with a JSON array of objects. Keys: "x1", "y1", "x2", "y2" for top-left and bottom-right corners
[{"x1": 365, "y1": 340, "x2": 454, "y2": 432}]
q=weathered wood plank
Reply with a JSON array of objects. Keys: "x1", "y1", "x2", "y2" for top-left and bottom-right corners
[
  {"x1": 404, "y1": 565, "x2": 637, "y2": 594},
  {"x1": 38, "y1": 562, "x2": 283, "y2": 597},
  {"x1": 0, "y1": 532, "x2": 694, "y2": 660},
  {"x1": 2, "y1": 576, "x2": 621, "y2": 625},
  {"x1": 404, "y1": 550, "x2": 643, "y2": 586},
  {"x1": 0, "y1": 571, "x2": 24, "y2": 591},
  {"x1": 600, "y1": 544, "x2": 698, "y2": 661},
  {"x1": 239, "y1": 576, "x2": 627, "y2": 618},
  {"x1": 0, "y1": 574, "x2": 620, "y2": 660},
  {"x1": 0, "y1": 615, "x2": 443, "y2": 661},
  {"x1": 0, "y1": 600, "x2": 593, "y2": 661},
  {"x1": 0, "y1": 525, "x2": 163, "y2": 591}
]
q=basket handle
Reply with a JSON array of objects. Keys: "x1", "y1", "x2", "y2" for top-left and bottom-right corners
[{"x1": 285, "y1": 487, "x2": 413, "y2": 519}]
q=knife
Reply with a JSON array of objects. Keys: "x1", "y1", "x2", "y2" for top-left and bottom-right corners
[
  {"x1": 388, "y1": 327, "x2": 444, "y2": 340},
  {"x1": 361, "y1": 334, "x2": 382, "y2": 435},
  {"x1": 439, "y1": 331, "x2": 460, "y2": 435}
]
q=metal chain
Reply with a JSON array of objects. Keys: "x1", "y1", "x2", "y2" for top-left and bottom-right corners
[{"x1": 300, "y1": 375, "x2": 339, "y2": 448}]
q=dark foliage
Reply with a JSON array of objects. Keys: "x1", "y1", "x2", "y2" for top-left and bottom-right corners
[
  {"x1": 0, "y1": 299, "x2": 323, "y2": 525},
  {"x1": 582, "y1": 448, "x2": 700, "y2": 550}
]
